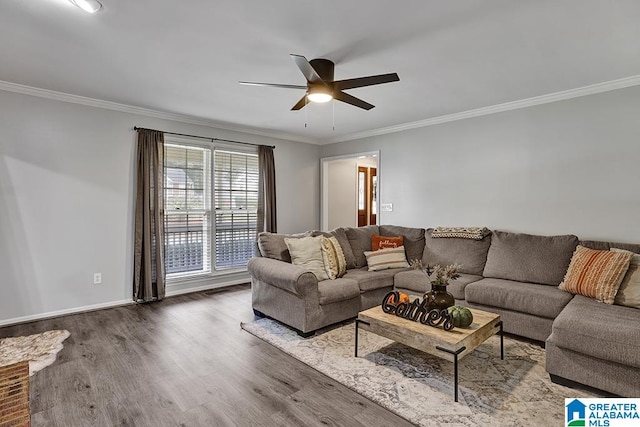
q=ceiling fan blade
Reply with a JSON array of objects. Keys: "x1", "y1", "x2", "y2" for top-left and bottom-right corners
[
  {"x1": 290, "y1": 54, "x2": 325, "y2": 84},
  {"x1": 334, "y1": 73, "x2": 399, "y2": 91},
  {"x1": 334, "y1": 91, "x2": 375, "y2": 110},
  {"x1": 239, "y1": 81, "x2": 307, "y2": 90},
  {"x1": 291, "y1": 95, "x2": 308, "y2": 111}
]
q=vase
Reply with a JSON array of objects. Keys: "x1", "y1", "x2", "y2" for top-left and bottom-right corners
[{"x1": 424, "y1": 284, "x2": 455, "y2": 312}]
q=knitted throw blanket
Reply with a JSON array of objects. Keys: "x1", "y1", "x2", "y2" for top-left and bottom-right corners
[{"x1": 431, "y1": 227, "x2": 490, "y2": 240}]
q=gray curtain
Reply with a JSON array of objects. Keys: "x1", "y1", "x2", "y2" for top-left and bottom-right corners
[
  {"x1": 133, "y1": 129, "x2": 166, "y2": 302},
  {"x1": 257, "y1": 145, "x2": 277, "y2": 234}
]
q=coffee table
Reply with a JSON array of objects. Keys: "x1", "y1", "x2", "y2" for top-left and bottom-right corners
[{"x1": 355, "y1": 306, "x2": 503, "y2": 402}]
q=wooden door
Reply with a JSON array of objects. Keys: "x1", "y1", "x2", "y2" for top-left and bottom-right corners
[
  {"x1": 369, "y1": 167, "x2": 377, "y2": 225},
  {"x1": 357, "y1": 166, "x2": 377, "y2": 227},
  {"x1": 357, "y1": 166, "x2": 368, "y2": 227}
]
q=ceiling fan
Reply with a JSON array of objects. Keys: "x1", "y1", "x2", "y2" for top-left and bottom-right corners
[{"x1": 240, "y1": 54, "x2": 399, "y2": 111}]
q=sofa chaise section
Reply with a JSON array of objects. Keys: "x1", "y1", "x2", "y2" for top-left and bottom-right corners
[
  {"x1": 546, "y1": 295, "x2": 640, "y2": 397},
  {"x1": 544, "y1": 239, "x2": 640, "y2": 397}
]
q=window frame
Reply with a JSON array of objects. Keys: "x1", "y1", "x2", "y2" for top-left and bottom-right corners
[
  {"x1": 212, "y1": 148, "x2": 259, "y2": 271},
  {"x1": 163, "y1": 136, "x2": 258, "y2": 285}
]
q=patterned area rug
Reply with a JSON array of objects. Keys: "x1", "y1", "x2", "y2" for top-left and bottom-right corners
[
  {"x1": 0, "y1": 330, "x2": 70, "y2": 375},
  {"x1": 241, "y1": 319, "x2": 600, "y2": 427}
]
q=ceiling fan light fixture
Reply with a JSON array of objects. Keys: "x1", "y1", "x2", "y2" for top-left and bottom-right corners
[
  {"x1": 307, "y1": 87, "x2": 333, "y2": 103},
  {"x1": 307, "y1": 93, "x2": 332, "y2": 103},
  {"x1": 69, "y1": 0, "x2": 103, "y2": 13}
]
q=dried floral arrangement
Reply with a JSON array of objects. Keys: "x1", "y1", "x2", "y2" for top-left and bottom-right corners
[
  {"x1": 408, "y1": 259, "x2": 424, "y2": 270},
  {"x1": 425, "y1": 264, "x2": 462, "y2": 286}
]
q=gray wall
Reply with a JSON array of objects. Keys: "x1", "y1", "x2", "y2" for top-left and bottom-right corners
[
  {"x1": 320, "y1": 86, "x2": 640, "y2": 243},
  {"x1": 0, "y1": 90, "x2": 320, "y2": 324}
]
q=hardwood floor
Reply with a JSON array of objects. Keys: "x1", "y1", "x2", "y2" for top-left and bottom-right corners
[{"x1": 0, "y1": 285, "x2": 414, "y2": 426}]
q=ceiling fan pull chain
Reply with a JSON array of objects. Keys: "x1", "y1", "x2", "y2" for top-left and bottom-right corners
[
  {"x1": 305, "y1": 96, "x2": 308, "y2": 128},
  {"x1": 332, "y1": 100, "x2": 335, "y2": 132}
]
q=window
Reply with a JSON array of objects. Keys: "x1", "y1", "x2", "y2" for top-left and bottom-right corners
[
  {"x1": 213, "y1": 150, "x2": 258, "y2": 269},
  {"x1": 164, "y1": 142, "x2": 258, "y2": 278},
  {"x1": 164, "y1": 144, "x2": 211, "y2": 275}
]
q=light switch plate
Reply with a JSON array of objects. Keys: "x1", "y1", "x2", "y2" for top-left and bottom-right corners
[{"x1": 380, "y1": 203, "x2": 393, "y2": 212}]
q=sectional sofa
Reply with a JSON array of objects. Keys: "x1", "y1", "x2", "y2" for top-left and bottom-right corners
[{"x1": 248, "y1": 225, "x2": 640, "y2": 397}]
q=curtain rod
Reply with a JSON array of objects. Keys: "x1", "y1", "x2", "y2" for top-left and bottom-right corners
[{"x1": 133, "y1": 126, "x2": 275, "y2": 149}]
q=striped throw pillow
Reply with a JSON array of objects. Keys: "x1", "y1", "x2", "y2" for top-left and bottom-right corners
[
  {"x1": 364, "y1": 246, "x2": 409, "y2": 272},
  {"x1": 559, "y1": 245, "x2": 633, "y2": 304},
  {"x1": 321, "y1": 236, "x2": 347, "y2": 279},
  {"x1": 611, "y1": 248, "x2": 640, "y2": 309}
]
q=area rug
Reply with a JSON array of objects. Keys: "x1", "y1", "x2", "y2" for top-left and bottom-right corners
[
  {"x1": 241, "y1": 319, "x2": 600, "y2": 427},
  {"x1": 0, "y1": 330, "x2": 70, "y2": 375}
]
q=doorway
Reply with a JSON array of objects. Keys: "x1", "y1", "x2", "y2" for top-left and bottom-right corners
[
  {"x1": 357, "y1": 165, "x2": 377, "y2": 227},
  {"x1": 320, "y1": 151, "x2": 380, "y2": 231}
]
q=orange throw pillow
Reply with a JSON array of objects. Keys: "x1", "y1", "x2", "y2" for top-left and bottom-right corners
[
  {"x1": 372, "y1": 234, "x2": 404, "y2": 251},
  {"x1": 559, "y1": 245, "x2": 633, "y2": 304}
]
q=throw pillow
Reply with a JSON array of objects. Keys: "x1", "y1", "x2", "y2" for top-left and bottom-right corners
[
  {"x1": 611, "y1": 248, "x2": 640, "y2": 309},
  {"x1": 321, "y1": 236, "x2": 347, "y2": 280},
  {"x1": 257, "y1": 231, "x2": 311, "y2": 262},
  {"x1": 285, "y1": 236, "x2": 329, "y2": 281},
  {"x1": 379, "y1": 225, "x2": 425, "y2": 263},
  {"x1": 363, "y1": 246, "x2": 409, "y2": 272},
  {"x1": 372, "y1": 234, "x2": 404, "y2": 251},
  {"x1": 310, "y1": 228, "x2": 357, "y2": 269},
  {"x1": 559, "y1": 245, "x2": 633, "y2": 304},
  {"x1": 346, "y1": 225, "x2": 380, "y2": 268}
]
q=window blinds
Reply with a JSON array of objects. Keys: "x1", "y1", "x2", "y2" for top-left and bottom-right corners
[{"x1": 163, "y1": 144, "x2": 258, "y2": 277}]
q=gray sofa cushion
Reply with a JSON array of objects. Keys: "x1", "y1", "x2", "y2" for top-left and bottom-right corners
[
  {"x1": 393, "y1": 269, "x2": 429, "y2": 294},
  {"x1": 421, "y1": 228, "x2": 492, "y2": 276},
  {"x1": 311, "y1": 228, "x2": 357, "y2": 269},
  {"x1": 342, "y1": 266, "x2": 399, "y2": 292},
  {"x1": 465, "y1": 278, "x2": 574, "y2": 319},
  {"x1": 317, "y1": 278, "x2": 360, "y2": 305},
  {"x1": 549, "y1": 295, "x2": 640, "y2": 368},
  {"x1": 580, "y1": 239, "x2": 640, "y2": 254},
  {"x1": 394, "y1": 270, "x2": 482, "y2": 300},
  {"x1": 257, "y1": 231, "x2": 311, "y2": 263},
  {"x1": 346, "y1": 225, "x2": 380, "y2": 268},
  {"x1": 379, "y1": 225, "x2": 426, "y2": 263},
  {"x1": 483, "y1": 230, "x2": 578, "y2": 285}
]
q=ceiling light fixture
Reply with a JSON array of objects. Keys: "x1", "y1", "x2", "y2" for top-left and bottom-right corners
[
  {"x1": 307, "y1": 86, "x2": 333, "y2": 103},
  {"x1": 69, "y1": 0, "x2": 103, "y2": 13}
]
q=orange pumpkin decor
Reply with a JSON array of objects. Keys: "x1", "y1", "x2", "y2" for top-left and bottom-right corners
[{"x1": 388, "y1": 291, "x2": 410, "y2": 305}]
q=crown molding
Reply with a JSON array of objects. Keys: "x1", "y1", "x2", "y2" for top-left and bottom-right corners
[
  {"x1": 0, "y1": 80, "x2": 318, "y2": 144},
  {"x1": 326, "y1": 74, "x2": 640, "y2": 144},
  {"x1": 3, "y1": 74, "x2": 640, "y2": 146}
]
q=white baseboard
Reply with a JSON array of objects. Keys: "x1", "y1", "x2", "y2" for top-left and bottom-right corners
[
  {"x1": 0, "y1": 299, "x2": 133, "y2": 328},
  {"x1": 165, "y1": 278, "x2": 250, "y2": 297},
  {"x1": 0, "y1": 279, "x2": 252, "y2": 328}
]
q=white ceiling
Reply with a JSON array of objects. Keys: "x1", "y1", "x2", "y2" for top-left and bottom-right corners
[{"x1": 2, "y1": 0, "x2": 640, "y2": 144}]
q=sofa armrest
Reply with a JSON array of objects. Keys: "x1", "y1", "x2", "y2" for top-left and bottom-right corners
[{"x1": 247, "y1": 257, "x2": 318, "y2": 297}]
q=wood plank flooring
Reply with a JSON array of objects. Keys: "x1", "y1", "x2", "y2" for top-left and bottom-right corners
[{"x1": 0, "y1": 285, "x2": 415, "y2": 427}]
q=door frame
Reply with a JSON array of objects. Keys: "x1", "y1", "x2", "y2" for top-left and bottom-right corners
[{"x1": 320, "y1": 150, "x2": 380, "y2": 231}]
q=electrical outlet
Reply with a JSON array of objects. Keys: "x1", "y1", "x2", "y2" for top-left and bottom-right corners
[{"x1": 93, "y1": 273, "x2": 102, "y2": 285}]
